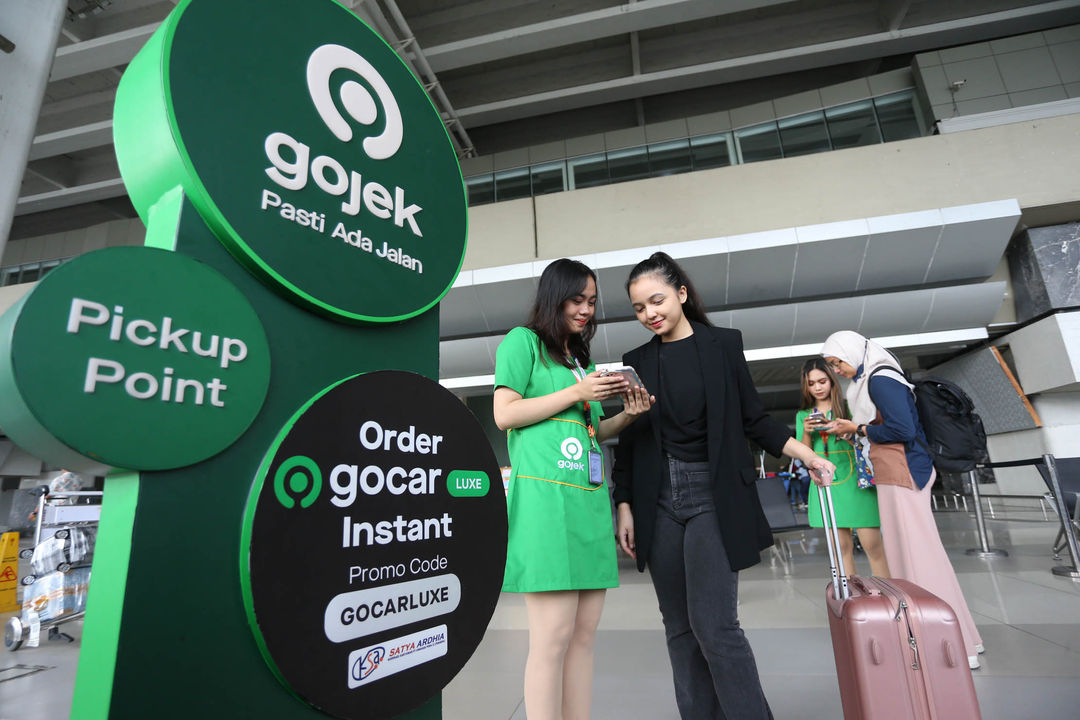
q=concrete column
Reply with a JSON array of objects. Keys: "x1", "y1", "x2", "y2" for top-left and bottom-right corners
[{"x1": 0, "y1": 0, "x2": 66, "y2": 255}]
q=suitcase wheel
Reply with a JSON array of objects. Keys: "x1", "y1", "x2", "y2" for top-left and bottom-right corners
[
  {"x1": 4, "y1": 617, "x2": 25, "y2": 651},
  {"x1": 18, "y1": 548, "x2": 33, "y2": 560},
  {"x1": 57, "y1": 562, "x2": 71, "y2": 573},
  {"x1": 54, "y1": 529, "x2": 70, "y2": 540},
  {"x1": 20, "y1": 575, "x2": 36, "y2": 586}
]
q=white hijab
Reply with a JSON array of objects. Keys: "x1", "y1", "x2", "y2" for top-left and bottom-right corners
[{"x1": 820, "y1": 330, "x2": 913, "y2": 425}]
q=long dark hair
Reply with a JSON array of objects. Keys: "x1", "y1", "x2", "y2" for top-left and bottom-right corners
[
  {"x1": 526, "y1": 259, "x2": 597, "y2": 369},
  {"x1": 624, "y1": 251, "x2": 712, "y2": 326},
  {"x1": 799, "y1": 357, "x2": 848, "y2": 420}
]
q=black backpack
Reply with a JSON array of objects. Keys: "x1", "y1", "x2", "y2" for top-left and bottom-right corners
[{"x1": 869, "y1": 368, "x2": 988, "y2": 474}]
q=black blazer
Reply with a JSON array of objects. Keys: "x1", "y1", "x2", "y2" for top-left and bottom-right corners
[{"x1": 612, "y1": 322, "x2": 793, "y2": 572}]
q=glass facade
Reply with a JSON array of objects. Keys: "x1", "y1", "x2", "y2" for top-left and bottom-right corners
[
  {"x1": 647, "y1": 140, "x2": 693, "y2": 176},
  {"x1": 875, "y1": 91, "x2": 922, "y2": 142},
  {"x1": 689, "y1": 134, "x2": 732, "y2": 170},
  {"x1": 825, "y1": 100, "x2": 882, "y2": 149},
  {"x1": 568, "y1": 153, "x2": 610, "y2": 190},
  {"x1": 467, "y1": 90, "x2": 919, "y2": 207},
  {"x1": 530, "y1": 161, "x2": 567, "y2": 196},
  {"x1": 777, "y1": 111, "x2": 831, "y2": 157},
  {"x1": 0, "y1": 259, "x2": 64, "y2": 286},
  {"x1": 735, "y1": 122, "x2": 783, "y2": 163}
]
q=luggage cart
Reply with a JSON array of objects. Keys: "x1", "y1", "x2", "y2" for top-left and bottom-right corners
[{"x1": 5, "y1": 490, "x2": 101, "y2": 651}]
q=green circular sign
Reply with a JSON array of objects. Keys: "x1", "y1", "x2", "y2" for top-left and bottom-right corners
[
  {"x1": 240, "y1": 371, "x2": 506, "y2": 719},
  {"x1": 0, "y1": 247, "x2": 271, "y2": 471},
  {"x1": 112, "y1": 0, "x2": 467, "y2": 324}
]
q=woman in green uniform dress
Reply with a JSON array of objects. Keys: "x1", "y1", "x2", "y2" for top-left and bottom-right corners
[
  {"x1": 797, "y1": 357, "x2": 889, "y2": 578},
  {"x1": 493, "y1": 258, "x2": 652, "y2": 720}
]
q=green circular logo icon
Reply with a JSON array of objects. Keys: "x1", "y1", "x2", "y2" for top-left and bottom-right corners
[
  {"x1": 274, "y1": 455, "x2": 323, "y2": 509},
  {"x1": 0, "y1": 246, "x2": 271, "y2": 471},
  {"x1": 113, "y1": 0, "x2": 468, "y2": 323}
]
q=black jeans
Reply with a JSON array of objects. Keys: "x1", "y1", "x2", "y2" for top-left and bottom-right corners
[{"x1": 648, "y1": 456, "x2": 773, "y2": 720}]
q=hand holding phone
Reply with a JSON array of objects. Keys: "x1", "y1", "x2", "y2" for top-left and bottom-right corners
[{"x1": 602, "y1": 366, "x2": 646, "y2": 393}]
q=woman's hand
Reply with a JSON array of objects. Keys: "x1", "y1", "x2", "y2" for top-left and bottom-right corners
[
  {"x1": 621, "y1": 386, "x2": 655, "y2": 419},
  {"x1": 824, "y1": 418, "x2": 858, "y2": 437},
  {"x1": 802, "y1": 414, "x2": 823, "y2": 436},
  {"x1": 576, "y1": 371, "x2": 629, "y2": 403},
  {"x1": 807, "y1": 457, "x2": 837, "y2": 486},
  {"x1": 616, "y1": 503, "x2": 636, "y2": 559}
]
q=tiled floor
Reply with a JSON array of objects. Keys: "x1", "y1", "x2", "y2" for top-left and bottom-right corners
[
  {"x1": 3, "y1": 504, "x2": 1080, "y2": 719},
  {"x1": 441, "y1": 505, "x2": 1080, "y2": 719}
]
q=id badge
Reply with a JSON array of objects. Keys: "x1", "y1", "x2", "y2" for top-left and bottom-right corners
[{"x1": 587, "y1": 450, "x2": 603, "y2": 486}]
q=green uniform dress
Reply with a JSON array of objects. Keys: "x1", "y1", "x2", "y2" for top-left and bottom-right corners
[
  {"x1": 495, "y1": 327, "x2": 619, "y2": 593},
  {"x1": 797, "y1": 408, "x2": 881, "y2": 529}
]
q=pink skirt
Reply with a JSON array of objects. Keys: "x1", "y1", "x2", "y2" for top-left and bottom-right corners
[{"x1": 876, "y1": 473, "x2": 983, "y2": 656}]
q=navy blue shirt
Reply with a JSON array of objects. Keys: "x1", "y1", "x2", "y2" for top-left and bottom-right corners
[{"x1": 865, "y1": 374, "x2": 934, "y2": 488}]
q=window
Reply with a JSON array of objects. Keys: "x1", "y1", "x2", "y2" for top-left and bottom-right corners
[
  {"x1": 735, "y1": 122, "x2": 783, "y2": 163},
  {"x1": 606, "y1": 146, "x2": 651, "y2": 184},
  {"x1": 530, "y1": 161, "x2": 566, "y2": 196},
  {"x1": 462, "y1": 87, "x2": 918, "y2": 201},
  {"x1": 568, "y1": 153, "x2": 609, "y2": 190},
  {"x1": 466, "y1": 174, "x2": 494, "y2": 207},
  {"x1": 493, "y1": 167, "x2": 531, "y2": 201},
  {"x1": 778, "y1": 111, "x2": 830, "y2": 157},
  {"x1": 16, "y1": 263, "x2": 41, "y2": 284},
  {"x1": 825, "y1": 100, "x2": 881, "y2": 149},
  {"x1": 647, "y1": 139, "x2": 693, "y2": 177},
  {"x1": 875, "y1": 91, "x2": 921, "y2": 142},
  {"x1": 39, "y1": 260, "x2": 60, "y2": 279},
  {"x1": 689, "y1": 133, "x2": 732, "y2": 170}
]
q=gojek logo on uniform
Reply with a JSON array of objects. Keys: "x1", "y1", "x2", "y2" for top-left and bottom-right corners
[
  {"x1": 559, "y1": 437, "x2": 585, "y2": 471},
  {"x1": 263, "y1": 44, "x2": 423, "y2": 238}
]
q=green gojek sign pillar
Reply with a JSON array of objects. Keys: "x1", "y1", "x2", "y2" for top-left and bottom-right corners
[{"x1": 0, "y1": 0, "x2": 507, "y2": 718}]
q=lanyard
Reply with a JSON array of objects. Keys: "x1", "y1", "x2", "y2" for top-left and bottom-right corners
[{"x1": 570, "y1": 359, "x2": 599, "y2": 451}]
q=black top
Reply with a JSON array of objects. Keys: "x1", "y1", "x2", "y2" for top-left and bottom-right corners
[
  {"x1": 612, "y1": 323, "x2": 795, "y2": 572},
  {"x1": 658, "y1": 334, "x2": 708, "y2": 461}
]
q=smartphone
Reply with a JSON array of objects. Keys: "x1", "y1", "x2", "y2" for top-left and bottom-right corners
[
  {"x1": 808, "y1": 410, "x2": 828, "y2": 426},
  {"x1": 602, "y1": 366, "x2": 646, "y2": 393}
]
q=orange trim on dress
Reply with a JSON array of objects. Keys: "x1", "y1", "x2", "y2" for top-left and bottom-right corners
[{"x1": 514, "y1": 474, "x2": 605, "y2": 492}]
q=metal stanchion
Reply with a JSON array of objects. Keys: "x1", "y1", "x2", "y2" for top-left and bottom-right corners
[
  {"x1": 1044, "y1": 454, "x2": 1080, "y2": 580},
  {"x1": 965, "y1": 468, "x2": 1008, "y2": 558}
]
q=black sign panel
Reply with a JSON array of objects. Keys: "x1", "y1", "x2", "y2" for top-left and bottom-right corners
[{"x1": 241, "y1": 371, "x2": 507, "y2": 719}]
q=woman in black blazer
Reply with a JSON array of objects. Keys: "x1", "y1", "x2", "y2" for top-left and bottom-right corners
[{"x1": 612, "y1": 252, "x2": 834, "y2": 720}]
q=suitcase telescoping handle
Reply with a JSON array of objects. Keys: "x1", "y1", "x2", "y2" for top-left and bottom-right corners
[{"x1": 816, "y1": 483, "x2": 850, "y2": 600}]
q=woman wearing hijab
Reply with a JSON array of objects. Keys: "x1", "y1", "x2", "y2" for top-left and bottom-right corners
[{"x1": 819, "y1": 330, "x2": 984, "y2": 669}]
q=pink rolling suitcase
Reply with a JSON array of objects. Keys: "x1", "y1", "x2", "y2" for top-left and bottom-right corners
[{"x1": 817, "y1": 484, "x2": 981, "y2": 720}]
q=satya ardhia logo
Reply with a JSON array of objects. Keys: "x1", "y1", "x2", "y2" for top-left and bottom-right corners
[
  {"x1": 113, "y1": 0, "x2": 467, "y2": 324},
  {"x1": 561, "y1": 437, "x2": 584, "y2": 461}
]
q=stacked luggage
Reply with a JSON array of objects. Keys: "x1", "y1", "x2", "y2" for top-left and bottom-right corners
[{"x1": 4, "y1": 485, "x2": 101, "y2": 651}]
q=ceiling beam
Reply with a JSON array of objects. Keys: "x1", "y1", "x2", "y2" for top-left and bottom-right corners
[
  {"x1": 49, "y1": 22, "x2": 159, "y2": 81},
  {"x1": 455, "y1": 1, "x2": 1080, "y2": 127},
  {"x1": 424, "y1": 0, "x2": 794, "y2": 72},
  {"x1": 29, "y1": 120, "x2": 113, "y2": 160},
  {"x1": 16, "y1": 178, "x2": 125, "y2": 215}
]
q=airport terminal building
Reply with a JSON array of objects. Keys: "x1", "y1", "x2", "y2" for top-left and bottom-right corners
[{"x1": 2, "y1": 1, "x2": 1079, "y2": 718}]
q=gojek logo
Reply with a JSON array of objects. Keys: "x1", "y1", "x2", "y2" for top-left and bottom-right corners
[
  {"x1": 273, "y1": 455, "x2": 322, "y2": 509},
  {"x1": 307, "y1": 44, "x2": 402, "y2": 159},
  {"x1": 561, "y1": 438, "x2": 584, "y2": 461},
  {"x1": 113, "y1": 0, "x2": 468, "y2": 324}
]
